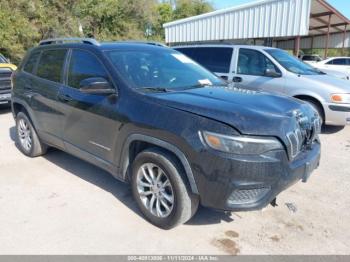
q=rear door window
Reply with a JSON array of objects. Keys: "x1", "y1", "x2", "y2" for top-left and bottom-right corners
[
  {"x1": 327, "y1": 58, "x2": 347, "y2": 65},
  {"x1": 36, "y1": 49, "x2": 67, "y2": 83},
  {"x1": 68, "y1": 49, "x2": 109, "y2": 89},
  {"x1": 23, "y1": 52, "x2": 41, "y2": 74}
]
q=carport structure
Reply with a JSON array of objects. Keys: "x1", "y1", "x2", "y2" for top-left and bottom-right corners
[
  {"x1": 163, "y1": 0, "x2": 350, "y2": 58},
  {"x1": 293, "y1": 0, "x2": 349, "y2": 57}
]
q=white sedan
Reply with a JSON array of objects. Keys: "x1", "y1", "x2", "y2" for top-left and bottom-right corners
[{"x1": 313, "y1": 57, "x2": 350, "y2": 80}]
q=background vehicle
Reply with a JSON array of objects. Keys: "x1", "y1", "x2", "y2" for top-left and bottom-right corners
[
  {"x1": 312, "y1": 57, "x2": 350, "y2": 80},
  {"x1": 0, "y1": 54, "x2": 17, "y2": 105},
  {"x1": 12, "y1": 38, "x2": 320, "y2": 229},
  {"x1": 301, "y1": 54, "x2": 323, "y2": 65},
  {"x1": 174, "y1": 45, "x2": 350, "y2": 126}
]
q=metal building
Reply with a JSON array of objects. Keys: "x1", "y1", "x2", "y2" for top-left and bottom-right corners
[{"x1": 163, "y1": 0, "x2": 350, "y2": 57}]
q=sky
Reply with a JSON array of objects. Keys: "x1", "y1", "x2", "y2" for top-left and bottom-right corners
[{"x1": 211, "y1": 0, "x2": 350, "y2": 19}]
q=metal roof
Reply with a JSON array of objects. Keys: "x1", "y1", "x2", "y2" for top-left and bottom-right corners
[{"x1": 163, "y1": 0, "x2": 349, "y2": 44}]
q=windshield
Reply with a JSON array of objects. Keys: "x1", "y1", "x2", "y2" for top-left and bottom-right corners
[
  {"x1": 266, "y1": 49, "x2": 324, "y2": 75},
  {"x1": 105, "y1": 49, "x2": 224, "y2": 91}
]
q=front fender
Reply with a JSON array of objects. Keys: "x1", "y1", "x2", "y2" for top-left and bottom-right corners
[{"x1": 119, "y1": 133, "x2": 199, "y2": 194}]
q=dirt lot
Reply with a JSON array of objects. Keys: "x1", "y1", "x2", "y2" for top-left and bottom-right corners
[{"x1": 0, "y1": 104, "x2": 349, "y2": 255}]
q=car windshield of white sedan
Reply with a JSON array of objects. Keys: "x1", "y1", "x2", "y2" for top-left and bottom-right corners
[
  {"x1": 106, "y1": 49, "x2": 224, "y2": 91},
  {"x1": 266, "y1": 49, "x2": 324, "y2": 75}
]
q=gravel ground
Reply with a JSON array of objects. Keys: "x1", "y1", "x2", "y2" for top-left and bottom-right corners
[{"x1": 0, "y1": 105, "x2": 349, "y2": 255}]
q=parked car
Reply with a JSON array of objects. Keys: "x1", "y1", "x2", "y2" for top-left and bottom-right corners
[
  {"x1": 312, "y1": 57, "x2": 350, "y2": 80},
  {"x1": 0, "y1": 54, "x2": 17, "y2": 106},
  {"x1": 174, "y1": 45, "x2": 350, "y2": 126},
  {"x1": 12, "y1": 38, "x2": 321, "y2": 229},
  {"x1": 301, "y1": 54, "x2": 323, "y2": 65}
]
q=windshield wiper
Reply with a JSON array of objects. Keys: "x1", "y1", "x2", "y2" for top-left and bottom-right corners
[
  {"x1": 180, "y1": 83, "x2": 227, "y2": 90},
  {"x1": 136, "y1": 87, "x2": 169, "y2": 93}
]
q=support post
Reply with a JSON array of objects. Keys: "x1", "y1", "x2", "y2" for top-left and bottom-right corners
[
  {"x1": 324, "y1": 14, "x2": 332, "y2": 59},
  {"x1": 294, "y1": 36, "x2": 301, "y2": 57},
  {"x1": 342, "y1": 24, "x2": 347, "y2": 56},
  {"x1": 310, "y1": 36, "x2": 314, "y2": 52}
]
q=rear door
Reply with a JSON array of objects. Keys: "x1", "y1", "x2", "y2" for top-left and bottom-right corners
[
  {"x1": 59, "y1": 49, "x2": 120, "y2": 163},
  {"x1": 175, "y1": 47, "x2": 234, "y2": 82},
  {"x1": 29, "y1": 49, "x2": 67, "y2": 147},
  {"x1": 232, "y1": 48, "x2": 285, "y2": 94}
]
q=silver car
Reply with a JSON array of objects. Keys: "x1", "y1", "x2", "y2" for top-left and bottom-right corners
[{"x1": 174, "y1": 45, "x2": 350, "y2": 126}]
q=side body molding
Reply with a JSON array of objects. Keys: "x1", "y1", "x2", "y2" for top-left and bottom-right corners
[{"x1": 120, "y1": 134, "x2": 199, "y2": 194}]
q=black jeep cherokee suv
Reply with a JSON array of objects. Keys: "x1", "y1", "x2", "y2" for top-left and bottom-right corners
[{"x1": 12, "y1": 38, "x2": 321, "y2": 229}]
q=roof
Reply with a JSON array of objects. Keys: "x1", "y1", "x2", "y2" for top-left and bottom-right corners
[
  {"x1": 173, "y1": 44, "x2": 277, "y2": 51},
  {"x1": 309, "y1": 0, "x2": 350, "y2": 36},
  {"x1": 163, "y1": 0, "x2": 350, "y2": 44}
]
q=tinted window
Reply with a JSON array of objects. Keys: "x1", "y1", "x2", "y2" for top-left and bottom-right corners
[
  {"x1": 175, "y1": 48, "x2": 195, "y2": 58},
  {"x1": 106, "y1": 49, "x2": 224, "y2": 90},
  {"x1": 177, "y1": 47, "x2": 233, "y2": 73},
  {"x1": 23, "y1": 52, "x2": 40, "y2": 74},
  {"x1": 36, "y1": 49, "x2": 67, "y2": 82},
  {"x1": 238, "y1": 49, "x2": 280, "y2": 76},
  {"x1": 329, "y1": 58, "x2": 347, "y2": 65},
  {"x1": 302, "y1": 55, "x2": 321, "y2": 62},
  {"x1": 68, "y1": 50, "x2": 108, "y2": 89}
]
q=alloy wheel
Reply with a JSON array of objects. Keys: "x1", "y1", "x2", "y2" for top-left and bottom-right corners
[
  {"x1": 17, "y1": 118, "x2": 32, "y2": 152},
  {"x1": 136, "y1": 163, "x2": 174, "y2": 218}
]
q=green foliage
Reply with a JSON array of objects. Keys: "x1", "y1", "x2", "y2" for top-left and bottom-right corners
[
  {"x1": 0, "y1": 0, "x2": 213, "y2": 64},
  {"x1": 173, "y1": 0, "x2": 213, "y2": 20},
  {"x1": 302, "y1": 48, "x2": 350, "y2": 57}
]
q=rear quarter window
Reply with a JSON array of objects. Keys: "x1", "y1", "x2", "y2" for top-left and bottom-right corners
[
  {"x1": 176, "y1": 47, "x2": 233, "y2": 73},
  {"x1": 36, "y1": 49, "x2": 67, "y2": 83}
]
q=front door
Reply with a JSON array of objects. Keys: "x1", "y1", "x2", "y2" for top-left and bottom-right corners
[
  {"x1": 232, "y1": 48, "x2": 285, "y2": 94},
  {"x1": 59, "y1": 49, "x2": 121, "y2": 163}
]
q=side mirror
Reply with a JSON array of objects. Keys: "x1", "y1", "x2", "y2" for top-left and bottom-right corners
[
  {"x1": 79, "y1": 77, "x2": 115, "y2": 95},
  {"x1": 265, "y1": 68, "x2": 282, "y2": 78}
]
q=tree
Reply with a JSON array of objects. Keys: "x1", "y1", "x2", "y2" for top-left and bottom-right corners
[
  {"x1": 0, "y1": 0, "x2": 214, "y2": 63},
  {"x1": 173, "y1": 0, "x2": 213, "y2": 20}
]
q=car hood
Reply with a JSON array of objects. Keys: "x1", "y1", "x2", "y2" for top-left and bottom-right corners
[
  {"x1": 0, "y1": 63, "x2": 17, "y2": 71},
  {"x1": 300, "y1": 74, "x2": 350, "y2": 91},
  {"x1": 149, "y1": 86, "x2": 317, "y2": 139}
]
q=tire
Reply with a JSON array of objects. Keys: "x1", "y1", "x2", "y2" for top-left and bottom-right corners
[
  {"x1": 131, "y1": 148, "x2": 199, "y2": 229},
  {"x1": 16, "y1": 112, "x2": 47, "y2": 157},
  {"x1": 304, "y1": 99, "x2": 324, "y2": 126}
]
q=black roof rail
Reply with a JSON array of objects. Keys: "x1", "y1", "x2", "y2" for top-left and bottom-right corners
[
  {"x1": 122, "y1": 41, "x2": 167, "y2": 47},
  {"x1": 39, "y1": 38, "x2": 100, "y2": 46}
]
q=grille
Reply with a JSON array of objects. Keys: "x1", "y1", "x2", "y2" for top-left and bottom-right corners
[
  {"x1": 287, "y1": 129, "x2": 303, "y2": 158},
  {"x1": 227, "y1": 187, "x2": 271, "y2": 205},
  {"x1": 0, "y1": 68, "x2": 12, "y2": 91},
  {"x1": 286, "y1": 117, "x2": 321, "y2": 160}
]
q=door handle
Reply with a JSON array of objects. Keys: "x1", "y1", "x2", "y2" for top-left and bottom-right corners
[
  {"x1": 59, "y1": 93, "x2": 73, "y2": 102},
  {"x1": 232, "y1": 77, "x2": 242, "y2": 83}
]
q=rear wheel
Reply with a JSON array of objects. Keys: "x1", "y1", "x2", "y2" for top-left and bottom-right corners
[
  {"x1": 131, "y1": 148, "x2": 199, "y2": 229},
  {"x1": 16, "y1": 112, "x2": 47, "y2": 157}
]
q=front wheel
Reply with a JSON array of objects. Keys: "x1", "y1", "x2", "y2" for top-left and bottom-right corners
[
  {"x1": 16, "y1": 112, "x2": 47, "y2": 157},
  {"x1": 131, "y1": 148, "x2": 199, "y2": 229},
  {"x1": 304, "y1": 99, "x2": 324, "y2": 126}
]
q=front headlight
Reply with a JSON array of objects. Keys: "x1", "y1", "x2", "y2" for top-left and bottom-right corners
[
  {"x1": 330, "y1": 93, "x2": 350, "y2": 104},
  {"x1": 201, "y1": 131, "x2": 283, "y2": 155}
]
